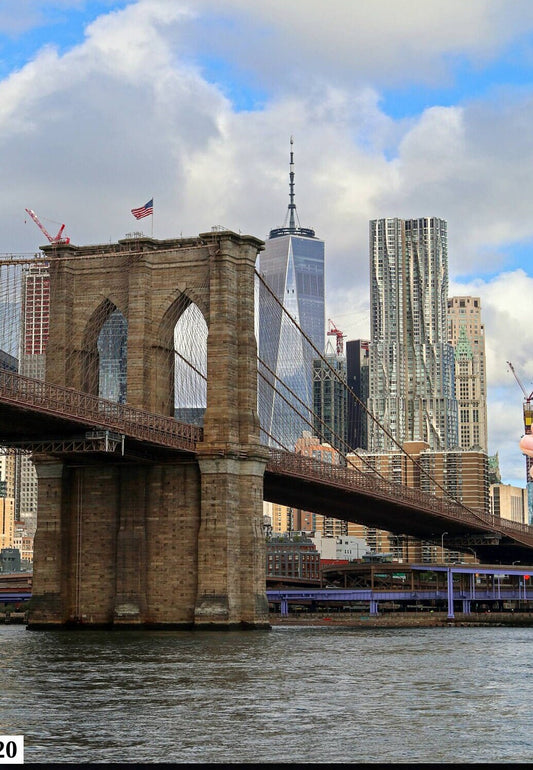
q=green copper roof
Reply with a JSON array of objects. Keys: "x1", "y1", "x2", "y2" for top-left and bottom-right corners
[{"x1": 454, "y1": 325, "x2": 473, "y2": 360}]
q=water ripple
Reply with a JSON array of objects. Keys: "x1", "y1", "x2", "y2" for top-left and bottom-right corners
[{"x1": 0, "y1": 625, "x2": 532, "y2": 762}]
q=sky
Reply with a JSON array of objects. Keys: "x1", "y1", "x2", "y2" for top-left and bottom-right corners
[{"x1": 2, "y1": 0, "x2": 533, "y2": 487}]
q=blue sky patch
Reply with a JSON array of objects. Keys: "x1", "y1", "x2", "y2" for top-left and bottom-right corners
[
  {"x1": 0, "y1": 1, "x2": 131, "y2": 78},
  {"x1": 381, "y1": 45, "x2": 533, "y2": 119}
]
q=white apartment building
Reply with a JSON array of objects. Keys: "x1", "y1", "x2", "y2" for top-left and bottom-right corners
[{"x1": 368, "y1": 217, "x2": 458, "y2": 451}]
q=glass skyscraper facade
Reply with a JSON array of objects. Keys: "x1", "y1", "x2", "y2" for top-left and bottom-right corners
[
  {"x1": 98, "y1": 308, "x2": 128, "y2": 404},
  {"x1": 312, "y1": 340, "x2": 347, "y2": 452},
  {"x1": 367, "y1": 217, "x2": 458, "y2": 451},
  {"x1": 258, "y1": 139, "x2": 325, "y2": 449},
  {"x1": 345, "y1": 339, "x2": 370, "y2": 450}
]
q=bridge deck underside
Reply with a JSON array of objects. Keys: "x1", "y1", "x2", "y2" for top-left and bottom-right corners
[
  {"x1": 0, "y1": 401, "x2": 194, "y2": 463},
  {"x1": 263, "y1": 470, "x2": 486, "y2": 541},
  {"x1": 2, "y1": 396, "x2": 533, "y2": 563},
  {"x1": 263, "y1": 470, "x2": 533, "y2": 564}
]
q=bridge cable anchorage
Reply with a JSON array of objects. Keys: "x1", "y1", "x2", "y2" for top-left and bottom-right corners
[{"x1": 256, "y1": 268, "x2": 501, "y2": 531}]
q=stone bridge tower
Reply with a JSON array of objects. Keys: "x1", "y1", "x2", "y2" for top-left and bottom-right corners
[{"x1": 29, "y1": 230, "x2": 270, "y2": 629}]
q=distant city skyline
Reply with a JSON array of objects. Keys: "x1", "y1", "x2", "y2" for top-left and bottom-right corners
[{"x1": 2, "y1": 2, "x2": 533, "y2": 486}]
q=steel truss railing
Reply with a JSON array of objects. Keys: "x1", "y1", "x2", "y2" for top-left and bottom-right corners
[
  {"x1": 266, "y1": 449, "x2": 533, "y2": 546},
  {"x1": 0, "y1": 370, "x2": 202, "y2": 452},
  {"x1": 3, "y1": 371, "x2": 533, "y2": 548}
]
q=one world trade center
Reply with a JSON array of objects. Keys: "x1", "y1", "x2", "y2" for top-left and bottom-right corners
[{"x1": 258, "y1": 138, "x2": 325, "y2": 450}]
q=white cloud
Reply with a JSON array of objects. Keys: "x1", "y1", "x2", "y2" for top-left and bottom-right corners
[
  {"x1": 486, "y1": 392, "x2": 528, "y2": 486},
  {"x1": 377, "y1": 93, "x2": 533, "y2": 278},
  {"x1": 1, "y1": 2, "x2": 227, "y2": 249},
  {"x1": 1, "y1": 0, "x2": 533, "y2": 486},
  {"x1": 190, "y1": 0, "x2": 533, "y2": 89}
]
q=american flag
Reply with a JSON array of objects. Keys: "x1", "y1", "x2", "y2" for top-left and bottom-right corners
[{"x1": 131, "y1": 199, "x2": 153, "y2": 219}]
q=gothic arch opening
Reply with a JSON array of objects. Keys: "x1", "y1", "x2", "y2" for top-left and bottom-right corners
[
  {"x1": 81, "y1": 299, "x2": 127, "y2": 399},
  {"x1": 174, "y1": 303, "x2": 207, "y2": 425},
  {"x1": 155, "y1": 294, "x2": 207, "y2": 419},
  {"x1": 97, "y1": 308, "x2": 128, "y2": 403}
]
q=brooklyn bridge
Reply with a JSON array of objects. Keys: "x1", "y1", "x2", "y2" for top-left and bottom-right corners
[{"x1": 0, "y1": 230, "x2": 532, "y2": 629}]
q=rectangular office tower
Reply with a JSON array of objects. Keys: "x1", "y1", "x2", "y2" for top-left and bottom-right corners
[
  {"x1": 20, "y1": 263, "x2": 49, "y2": 380},
  {"x1": 447, "y1": 296, "x2": 488, "y2": 452},
  {"x1": 17, "y1": 263, "x2": 50, "y2": 534},
  {"x1": 312, "y1": 340, "x2": 347, "y2": 452},
  {"x1": 367, "y1": 217, "x2": 458, "y2": 451},
  {"x1": 258, "y1": 139, "x2": 325, "y2": 449},
  {"x1": 346, "y1": 339, "x2": 370, "y2": 450}
]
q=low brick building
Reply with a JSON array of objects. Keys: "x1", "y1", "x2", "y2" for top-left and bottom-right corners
[{"x1": 266, "y1": 534, "x2": 321, "y2": 581}]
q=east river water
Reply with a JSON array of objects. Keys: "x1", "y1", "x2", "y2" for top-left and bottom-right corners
[{"x1": 1, "y1": 623, "x2": 532, "y2": 764}]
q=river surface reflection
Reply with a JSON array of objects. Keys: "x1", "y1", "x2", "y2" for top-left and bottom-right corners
[{"x1": 1, "y1": 624, "x2": 532, "y2": 764}]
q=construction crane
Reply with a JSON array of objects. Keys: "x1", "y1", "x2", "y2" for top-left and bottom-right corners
[
  {"x1": 507, "y1": 361, "x2": 533, "y2": 433},
  {"x1": 507, "y1": 361, "x2": 533, "y2": 483},
  {"x1": 327, "y1": 318, "x2": 346, "y2": 356},
  {"x1": 25, "y1": 208, "x2": 70, "y2": 245}
]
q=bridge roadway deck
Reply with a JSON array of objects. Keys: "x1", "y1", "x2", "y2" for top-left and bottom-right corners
[
  {"x1": 2, "y1": 371, "x2": 533, "y2": 562},
  {"x1": 0, "y1": 369, "x2": 200, "y2": 460},
  {"x1": 264, "y1": 450, "x2": 533, "y2": 563}
]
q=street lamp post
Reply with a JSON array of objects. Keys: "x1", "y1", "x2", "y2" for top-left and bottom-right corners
[
  {"x1": 441, "y1": 532, "x2": 448, "y2": 564},
  {"x1": 467, "y1": 546, "x2": 477, "y2": 563},
  {"x1": 513, "y1": 562, "x2": 521, "y2": 608}
]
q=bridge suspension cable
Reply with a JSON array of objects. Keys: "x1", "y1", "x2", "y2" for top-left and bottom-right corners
[
  {"x1": 0, "y1": 251, "x2": 519, "y2": 543},
  {"x1": 254, "y1": 268, "x2": 493, "y2": 527}
]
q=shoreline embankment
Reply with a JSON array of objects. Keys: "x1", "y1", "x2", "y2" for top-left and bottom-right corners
[
  {"x1": 268, "y1": 611, "x2": 533, "y2": 628},
  {"x1": 2, "y1": 610, "x2": 533, "y2": 628}
]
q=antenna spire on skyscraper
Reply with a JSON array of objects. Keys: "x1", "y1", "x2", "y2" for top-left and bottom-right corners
[
  {"x1": 269, "y1": 136, "x2": 316, "y2": 239},
  {"x1": 288, "y1": 135, "x2": 296, "y2": 231}
]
